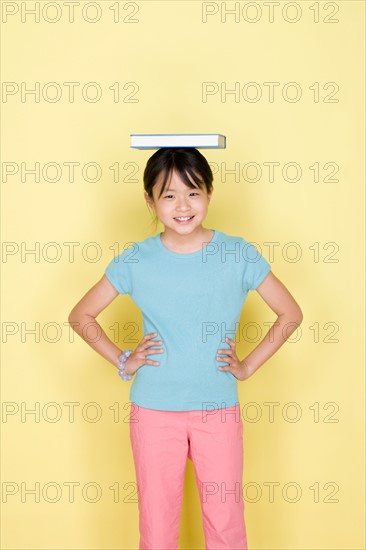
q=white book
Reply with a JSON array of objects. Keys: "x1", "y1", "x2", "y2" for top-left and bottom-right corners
[{"x1": 130, "y1": 133, "x2": 226, "y2": 149}]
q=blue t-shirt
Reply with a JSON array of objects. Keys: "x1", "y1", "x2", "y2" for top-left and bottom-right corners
[{"x1": 104, "y1": 229, "x2": 271, "y2": 412}]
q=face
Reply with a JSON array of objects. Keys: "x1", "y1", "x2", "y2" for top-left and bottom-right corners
[{"x1": 145, "y1": 169, "x2": 213, "y2": 237}]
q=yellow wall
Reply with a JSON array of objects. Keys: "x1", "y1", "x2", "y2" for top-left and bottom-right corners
[{"x1": 1, "y1": 1, "x2": 364, "y2": 549}]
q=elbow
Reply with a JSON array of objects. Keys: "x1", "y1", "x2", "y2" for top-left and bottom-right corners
[
  {"x1": 280, "y1": 306, "x2": 303, "y2": 327},
  {"x1": 68, "y1": 307, "x2": 79, "y2": 326},
  {"x1": 293, "y1": 307, "x2": 303, "y2": 326},
  {"x1": 68, "y1": 313, "x2": 75, "y2": 326},
  {"x1": 68, "y1": 308, "x2": 95, "y2": 326}
]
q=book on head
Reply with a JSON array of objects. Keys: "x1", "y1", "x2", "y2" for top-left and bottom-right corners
[{"x1": 130, "y1": 133, "x2": 226, "y2": 149}]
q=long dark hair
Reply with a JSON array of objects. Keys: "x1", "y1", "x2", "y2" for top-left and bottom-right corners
[{"x1": 143, "y1": 148, "x2": 214, "y2": 230}]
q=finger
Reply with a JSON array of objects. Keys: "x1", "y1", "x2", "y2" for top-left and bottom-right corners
[
  {"x1": 219, "y1": 366, "x2": 239, "y2": 374},
  {"x1": 216, "y1": 350, "x2": 233, "y2": 359},
  {"x1": 135, "y1": 344, "x2": 154, "y2": 354},
  {"x1": 146, "y1": 340, "x2": 163, "y2": 348},
  {"x1": 145, "y1": 332, "x2": 158, "y2": 340},
  {"x1": 217, "y1": 357, "x2": 231, "y2": 365},
  {"x1": 141, "y1": 344, "x2": 164, "y2": 355},
  {"x1": 225, "y1": 337, "x2": 236, "y2": 347}
]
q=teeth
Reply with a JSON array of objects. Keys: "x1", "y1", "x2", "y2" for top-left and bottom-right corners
[{"x1": 175, "y1": 216, "x2": 192, "y2": 221}]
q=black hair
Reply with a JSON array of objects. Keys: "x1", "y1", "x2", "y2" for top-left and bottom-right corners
[{"x1": 143, "y1": 148, "x2": 214, "y2": 230}]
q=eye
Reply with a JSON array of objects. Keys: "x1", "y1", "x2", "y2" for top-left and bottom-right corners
[{"x1": 164, "y1": 194, "x2": 174, "y2": 199}]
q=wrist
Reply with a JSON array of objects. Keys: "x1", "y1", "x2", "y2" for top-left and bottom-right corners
[
  {"x1": 117, "y1": 350, "x2": 134, "y2": 381},
  {"x1": 240, "y1": 358, "x2": 256, "y2": 378},
  {"x1": 124, "y1": 358, "x2": 133, "y2": 376}
]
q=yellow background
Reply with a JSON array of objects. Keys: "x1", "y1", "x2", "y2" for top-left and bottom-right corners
[{"x1": 1, "y1": 1, "x2": 365, "y2": 549}]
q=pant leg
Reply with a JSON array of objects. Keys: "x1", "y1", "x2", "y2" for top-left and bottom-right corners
[
  {"x1": 187, "y1": 404, "x2": 248, "y2": 550},
  {"x1": 129, "y1": 404, "x2": 189, "y2": 550}
]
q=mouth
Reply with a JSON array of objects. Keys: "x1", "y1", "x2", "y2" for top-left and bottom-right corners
[{"x1": 173, "y1": 215, "x2": 195, "y2": 223}]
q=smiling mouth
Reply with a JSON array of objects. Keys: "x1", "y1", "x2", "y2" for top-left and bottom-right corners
[{"x1": 174, "y1": 216, "x2": 195, "y2": 221}]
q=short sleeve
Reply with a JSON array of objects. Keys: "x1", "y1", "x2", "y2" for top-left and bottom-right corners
[
  {"x1": 104, "y1": 248, "x2": 133, "y2": 295},
  {"x1": 241, "y1": 239, "x2": 271, "y2": 292}
]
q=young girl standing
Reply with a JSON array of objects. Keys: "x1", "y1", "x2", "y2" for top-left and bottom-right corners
[{"x1": 69, "y1": 147, "x2": 303, "y2": 550}]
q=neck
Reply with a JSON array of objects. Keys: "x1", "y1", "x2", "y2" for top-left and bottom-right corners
[{"x1": 160, "y1": 227, "x2": 214, "y2": 252}]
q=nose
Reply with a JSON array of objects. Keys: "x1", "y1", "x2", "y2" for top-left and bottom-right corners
[{"x1": 176, "y1": 198, "x2": 191, "y2": 211}]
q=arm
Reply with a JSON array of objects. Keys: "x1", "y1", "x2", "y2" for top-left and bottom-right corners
[
  {"x1": 242, "y1": 270, "x2": 303, "y2": 377},
  {"x1": 68, "y1": 275, "x2": 123, "y2": 370}
]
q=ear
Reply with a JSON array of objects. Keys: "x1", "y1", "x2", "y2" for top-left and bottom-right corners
[
  {"x1": 145, "y1": 192, "x2": 155, "y2": 209},
  {"x1": 208, "y1": 186, "x2": 214, "y2": 201}
]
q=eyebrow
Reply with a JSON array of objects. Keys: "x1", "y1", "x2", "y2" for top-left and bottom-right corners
[{"x1": 164, "y1": 188, "x2": 200, "y2": 192}]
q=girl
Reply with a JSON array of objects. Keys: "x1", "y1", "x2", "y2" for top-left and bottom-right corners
[{"x1": 68, "y1": 147, "x2": 303, "y2": 550}]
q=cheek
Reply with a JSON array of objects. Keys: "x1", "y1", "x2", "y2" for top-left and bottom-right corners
[{"x1": 156, "y1": 204, "x2": 170, "y2": 216}]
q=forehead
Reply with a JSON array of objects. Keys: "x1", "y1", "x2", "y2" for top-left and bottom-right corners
[{"x1": 154, "y1": 168, "x2": 201, "y2": 193}]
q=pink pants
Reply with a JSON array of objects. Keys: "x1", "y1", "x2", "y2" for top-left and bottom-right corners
[{"x1": 129, "y1": 403, "x2": 248, "y2": 550}]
